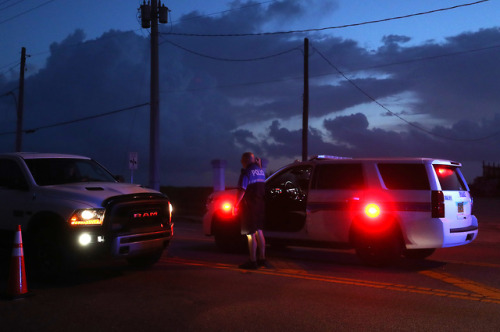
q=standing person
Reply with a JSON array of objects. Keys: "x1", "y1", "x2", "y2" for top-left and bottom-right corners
[{"x1": 234, "y1": 152, "x2": 267, "y2": 269}]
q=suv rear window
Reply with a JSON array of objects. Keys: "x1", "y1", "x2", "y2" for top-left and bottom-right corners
[
  {"x1": 433, "y1": 165, "x2": 466, "y2": 191},
  {"x1": 313, "y1": 164, "x2": 364, "y2": 190},
  {"x1": 378, "y1": 163, "x2": 430, "y2": 190}
]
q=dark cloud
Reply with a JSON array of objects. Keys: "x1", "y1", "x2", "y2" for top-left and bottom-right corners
[
  {"x1": 259, "y1": 113, "x2": 500, "y2": 173},
  {"x1": 0, "y1": 29, "x2": 241, "y2": 185},
  {"x1": 262, "y1": 120, "x2": 341, "y2": 158},
  {"x1": 1, "y1": 3, "x2": 499, "y2": 186},
  {"x1": 374, "y1": 28, "x2": 500, "y2": 121}
]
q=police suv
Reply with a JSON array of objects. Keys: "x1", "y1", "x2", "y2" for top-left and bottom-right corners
[
  {"x1": 0, "y1": 153, "x2": 173, "y2": 277},
  {"x1": 203, "y1": 156, "x2": 478, "y2": 265}
]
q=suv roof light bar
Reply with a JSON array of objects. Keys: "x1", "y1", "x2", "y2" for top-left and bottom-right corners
[{"x1": 310, "y1": 155, "x2": 352, "y2": 161}]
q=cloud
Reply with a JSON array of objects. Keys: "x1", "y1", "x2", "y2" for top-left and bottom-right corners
[
  {"x1": 262, "y1": 120, "x2": 342, "y2": 158},
  {"x1": 1, "y1": 4, "x2": 499, "y2": 186},
  {"x1": 0, "y1": 29, "x2": 242, "y2": 185},
  {"x1": 374, "y1": 27, "x2": 500, "y2": 121},
  {"x1": 257, "y1": 112, "x2": 500, "y2": 173}
]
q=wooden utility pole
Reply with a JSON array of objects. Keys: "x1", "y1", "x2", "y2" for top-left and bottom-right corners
[
  {"x1": 16, "y1": 47, "x2": 26, "y2": 152},
  {"x1": 140, "y1": 1, "x2": 168, "y2": 190},
  {"x1": 302, "y1": 38, "x2": 309, "y2": 161},
  {"x1": 149, "y1": 0, "x2": 160, "y2": 190}
]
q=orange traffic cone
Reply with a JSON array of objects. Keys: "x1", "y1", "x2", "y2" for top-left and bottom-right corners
[{"x1": 7, "y1": 225, "x2": 30, "y2": 299}]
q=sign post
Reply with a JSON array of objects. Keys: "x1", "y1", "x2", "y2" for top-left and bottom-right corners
[{"x1": 129, "y1": 152, "x2": 138, "y2": 183}]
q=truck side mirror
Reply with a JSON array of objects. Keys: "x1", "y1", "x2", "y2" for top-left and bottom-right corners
[{"x1": 114, "y1": 175, "x2": 125, "y2": 183}]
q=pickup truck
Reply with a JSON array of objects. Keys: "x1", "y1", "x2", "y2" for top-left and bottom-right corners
[{"x1": 0, "y1": 152, "x2": 173, "y2": 278}]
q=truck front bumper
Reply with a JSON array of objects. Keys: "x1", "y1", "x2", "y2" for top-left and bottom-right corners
[
  {"x1": 112, "y1": 227, "x2": 173, "y2": 257},
  {"x1": 69, "y1": 223, "x2": 173, "y2": 259}
]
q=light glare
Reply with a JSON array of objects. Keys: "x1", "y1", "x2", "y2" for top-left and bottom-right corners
[
  {"x1": 365, "y1": 203, "x2": 381, "y2": 218},
  {"x1": 78, "y1": 233, "x2": 92, "y2": 246},
  {"x1": 222, "y1": 202, "x2": 232, "y2": 212},
  {"x1": 81, "y1": 210, "x2": 94, "y2": 220}
]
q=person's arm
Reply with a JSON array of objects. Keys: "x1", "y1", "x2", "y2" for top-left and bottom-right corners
[
  {"x1": 255, "y1": 157, "x2": 262, "y2": 168},
  {"x1": 234, "y1": 170, "x2": 247, "y2": 215},
  {"x1": 233, "y1": 188, "x2": 245, "y2": 215}
]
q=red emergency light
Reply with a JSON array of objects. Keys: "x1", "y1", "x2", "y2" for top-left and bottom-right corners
[
  {"x1": 364, "y1": 203, "x2": 381, "y2": 218},
  {"x1": 221, "y1": 201, "x2": 233, "y2": 213},
  {"x1": 436, "y1": 167, "x2": 454, "y2": 177}
]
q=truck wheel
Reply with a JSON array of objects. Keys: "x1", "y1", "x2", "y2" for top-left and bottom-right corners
[
  {"x1": 127, "y1": 249, "x2": 163, "y2": 268},
  {"x1": 213, "y1": 217, "x2": 246, "y2": 253},
  {"x1": 26, "y1": 227, "x2": 72, "y2": 280},
  {"x1": 403, "y1": 248, "x2": 435, "y2": 260}
]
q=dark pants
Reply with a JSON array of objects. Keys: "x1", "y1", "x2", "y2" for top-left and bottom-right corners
[{"x1": 240, "y1": 198, "x2": 265, "y2": 235}]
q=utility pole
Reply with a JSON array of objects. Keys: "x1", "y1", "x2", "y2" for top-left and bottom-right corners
[
  {"x1": 140, "y1": 1, "x2": 169, "y2": 190},
  {"x1": 16, "y1": 47, "x2": 26, "y2": 152},
  {"x1": 302, "y1": 38, "x2": 309, "y2": 162}
]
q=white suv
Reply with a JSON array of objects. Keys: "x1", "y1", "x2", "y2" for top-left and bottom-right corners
[{"x1": 203, "y1": 156, "x2": 478, "y2": 265}]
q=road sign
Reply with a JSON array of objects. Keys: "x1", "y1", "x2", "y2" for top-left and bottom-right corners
[{"x1": 129, "y1": 152, "x2": 138, "y2": 170}]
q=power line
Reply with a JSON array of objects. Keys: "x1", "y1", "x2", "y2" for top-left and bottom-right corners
[
  {"x1": 162, "y1": 0, "x2": 489, "y2": 37},
  {"x1": 0, "y1": 0, "x2": 27, "y2": 12},
  {"x1": 0, "y1": 89, "x2": 16, "y2": 98},
  {"x1": 160, "y1": 38, "x2": 301, "y2": 62},
  {"x1": 0, "y1": 28, "x2": 144, "y2": 71},
  {"x1": 0, "y1": 0, "x2": 490, "y2": 69},
  {"x1": 160, "y1": 75, "x2": 299, "y2": 95},
  {"x1": 311, "y1": 44, "x2": 500, "y2": 142},
  {"x1": 359, "y1": 44, "x2": 500, "y2": 71},
  {"x1": 0, "y1": 60, "x2": 19, "y2": 76},
  {"x1": 0, "y1": 0, "x2": 15, "y2": 6},
  {"x1": 0, "y1": 0, "x2": 57, "y2": 25},
  {"x1": 0, "y1": 102, "x2": 149, "y2": 136},
  {"x1": 158, "y1": 42, "x2": 500, "y2": 95}
]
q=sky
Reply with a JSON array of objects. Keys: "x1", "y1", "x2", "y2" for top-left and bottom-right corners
[{"x1": 1, "y1": 0, "x2": 500, "y2": 187}]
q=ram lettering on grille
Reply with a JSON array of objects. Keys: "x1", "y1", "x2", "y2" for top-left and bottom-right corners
[{"x1": 133, "y1": 211, "x2": 159, "y2": 218}]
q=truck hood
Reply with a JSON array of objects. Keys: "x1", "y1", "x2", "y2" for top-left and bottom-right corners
[{"x1": 35, "y1": 182, "x2": 163, "y2": 207}]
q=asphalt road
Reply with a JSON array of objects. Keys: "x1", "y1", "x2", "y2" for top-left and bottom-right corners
[{"x1": 0, "y1": 203, "x2": 499, "y2": 331}]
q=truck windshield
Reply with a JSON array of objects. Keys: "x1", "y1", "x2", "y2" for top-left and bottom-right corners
[{"x1": 25, "y1": 158, "x2": 117, "y2": 186}]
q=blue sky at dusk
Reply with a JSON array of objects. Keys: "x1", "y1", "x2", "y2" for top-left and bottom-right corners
[{"x1": 1, "y1": 0, "x2": 499, "y2": 186}]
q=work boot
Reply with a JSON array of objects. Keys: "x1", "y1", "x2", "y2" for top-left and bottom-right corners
[{"x1": 239, "y1": 260, "x2": 258, "y2": 270}]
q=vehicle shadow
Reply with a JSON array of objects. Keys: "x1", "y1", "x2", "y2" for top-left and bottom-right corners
[
  {"x1": 267, "y1": 245, "x2": 447, "y2": 272},
  {"x1": 171, "y1": 239, "x2": 448, "y2": 273},
  {"x1": 0, "y1": 252, "x2": 144, "y2": 294}
]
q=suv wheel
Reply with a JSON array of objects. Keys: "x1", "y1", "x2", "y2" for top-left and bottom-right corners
[
  {"x1": 213, "y1": 217, "x2": 246, "y2": 253},
  {"x1": 353, "y1": 227, "x2": 403, "y2": 266}
]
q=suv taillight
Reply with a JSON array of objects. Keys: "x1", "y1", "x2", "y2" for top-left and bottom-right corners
[
  {"x1": 431, "y1": 190, "x2": 445, "y2": 218},
  {"x1": 470, "y1": 194, "x2": 474, "y2": 215}
]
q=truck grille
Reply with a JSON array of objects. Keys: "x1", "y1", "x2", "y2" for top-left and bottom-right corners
[{"x1": 102, "y1": 193, "x2": 171, "y2": 235}]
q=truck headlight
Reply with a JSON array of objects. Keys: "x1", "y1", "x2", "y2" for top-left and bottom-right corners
[{"x1": 70, "y1": 209, "x2": 105, "y2": 226}]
